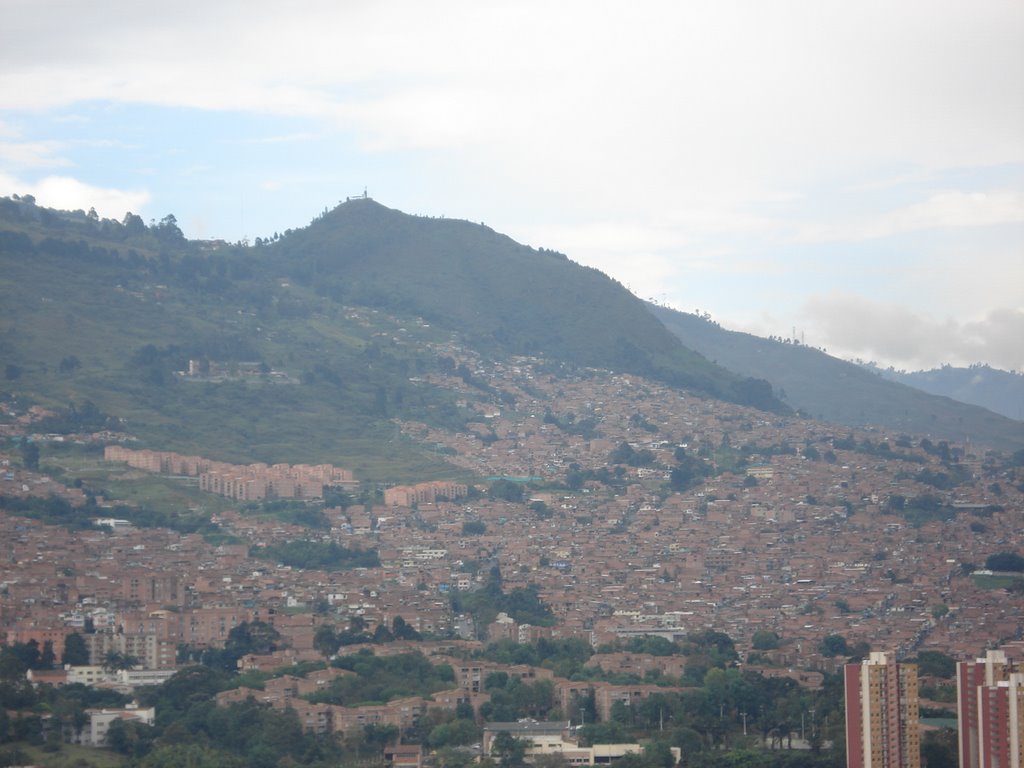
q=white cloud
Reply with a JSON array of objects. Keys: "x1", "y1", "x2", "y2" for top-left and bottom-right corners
[
  {"x1": 799, "y1": 293, "x2": 1024, "y2": 371},
  {"x1": 0, "y1": 172, "x2": 150, "y2": 219},
  {"x1": 797, "y1": 190, "x2": 1024, "y2": 242},
  {"x1": 2, "y1": 1, "x2": 1021, "y2": 177},
  {"x1": 0, "y1": 139, "x2": 69, "y2": 169},
  {"x1": 243, "y1": 132, "x2": 319, "y2": 145}
]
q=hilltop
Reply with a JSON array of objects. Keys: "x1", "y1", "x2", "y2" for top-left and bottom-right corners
[
  {"x1": 649, "y1": 304, "x2": 1024, "y2": 451},
  {"x1": 258, "y1": 199, "x2": 783, "y2": 411}
]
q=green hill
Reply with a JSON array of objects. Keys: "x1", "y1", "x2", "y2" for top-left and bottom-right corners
[
  {"x1": 0, "y1": 196, "x2": 783, "y2": 479},
  {"x1": 259, "y1": 198, "x2": 785, "y2": 412},
  {"x1": 0, "y1": 198, "x2": 467, "y2": 479},
  {"x1": 649, "y1": 304, "x2": 1024, "y2": 451}
]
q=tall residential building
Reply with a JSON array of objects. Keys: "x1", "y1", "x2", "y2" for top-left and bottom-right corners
[
  {"x1": 958, "y1": 650, "x2": 1014, "y2": 768},
  {"x1": 844, "y1": 652, "x2": 920, "y2": 768},
  {"x1": 977, "y1": 673, "x2": 1024, "y2": 768}
]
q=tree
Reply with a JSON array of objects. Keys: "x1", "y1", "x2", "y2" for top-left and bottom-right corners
[
  {"x1": 40, "y1": 641, "x2": 56, "y2": 669},
  {"x1": 313, "y1": 625, "x2": 338, "y2": 659},
  {"x1": 491, "y1": 731, "x2": 528, "y2": 768},
  {"x1": 58, "y1": 356, "x2": 81, "y2": 374},
  {"x1": 751, "y1": 630, "x2": 780, "y2": 651},
  {"x1": 915, "y1": 651, "x2": 956, "y2": 678},
  {"x1": 532, "y1": 755, "x2": 569, "y2": 768},
  {"x1": 2, "y1": 640, "x2": 41, "y2": 672},
  {"x1": 62, "y1": 633, "x2": 90, "y2": 666},
  {"x1": 105, "y1": 717, "x2": 154, "y2": 757},
  {"x1": 485, "y1": 671, "x2": 509, "y2": 691},
  {"x1": 819, "y1": 634, "x2": 849, "y2": 657},
  {"x1": 122, "y1": 212, "x2": 147, "y2": 235},
  {"x1": 102, "y1": 651, "x2": 139, "y2": 673},
  {"x1": 364, "y1": 723, "x2": 399, "y2": 749},
  {"x1": 610, "y1": 442, "x2": 635, "y2": 465},
  {"x1": 530, "y1": 501, "x2": 552, "y2": 519},
  {"x1": 19, "y1": 441, "x2": 39, "y2": 471},
  {"x1": 52, "y1": 696, "x2": 88, "y2": 745},
  {"x1": 644, "y1": 741, "x2": 676, "y2": 768},
  {"x1": 155, "y1": 213, "x2": 184, "y2": 242},
  {"x1": 437, "y1": 747, "x2": 477, "y2": 768},
  {"x1": 392, "y1": 615, "x2": 422, "y2": 641},
  {"x1": 985, "y1": 552, "x2": 1024, "y2": 572},
  {"x1": 921, "y1": 728, "x2": 958, "y2": 768},
  {"x1": 489, "y1": 480, "x2": 525, "y2": 502},
  {"x1": 225, "y1": 620, "x2": 283, "y2": 657}
]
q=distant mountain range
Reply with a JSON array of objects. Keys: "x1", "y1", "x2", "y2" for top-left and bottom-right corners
[
  {"x1": 861, "y1": 363, "x2": 1024, "y2": 422},
  {"x1": 649, "y1": 305, "x2": 1024, "y2": 451}
]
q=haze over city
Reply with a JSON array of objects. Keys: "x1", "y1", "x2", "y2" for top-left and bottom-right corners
[{"x1": 1, "y1": 0, "x2": 1022, "y2": 372}]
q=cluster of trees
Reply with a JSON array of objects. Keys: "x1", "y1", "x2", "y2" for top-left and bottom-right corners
[
  {"x1": 179, "y1": 620, "x2": 286, "y2": 672},
  {"x1": 451, "y1": 567, "x2": 555, "y2": 629},
  {"x1": 249, "y1": 540, "x2": 380, "y2": 571},
  {"x1": 313, "y1": 616, "x2": 422, "y2": 655},
  {"x1": 0, "y1": 640, "x2": 133, "y2": 756},
  {"x1": 543, "y1": 410, "x2": 601, "y2": 440},
  {"x1": 985, "y1": 552, "x2": 1024, "y2": 572},
  {"x1": 0, "y1": 490, "x2": 224, "y2": 538},
  {"x1": 488, "y1": 480, "x2": 525, "y2": 502},
  {"x1": 914, "y1": 467, "x2": 968, "y2": 491},
  {"x1": 471, "y1": 634, "x2": 844, "y2": 760},
  {"x1": 309, "y1": 651, "x2": 454, "y2": 707},
  {"x1": 0, "y1": 625, "x2": 964, "y2": 768},
  {"x1": 609, "y1": 442, "x2": 656, "y2": 467},
  {"x1": 103, "y1": 664, "x2": 344, "y2": 767},
  {"x1": 565, "y1": 462, "x2": 629, "y2": 491},
  {"x1": 669, "y1": 447, "x2": 714, "y2": 492},
  {"x1": 827, "y1": 434, "x2": 927, "y2": 465},
  {"x1": 31, "y1": 400, "x2": 114, "y2": 435},
  {"x1": 242, "y1": 499, "x2": 332, "y2": 529}
]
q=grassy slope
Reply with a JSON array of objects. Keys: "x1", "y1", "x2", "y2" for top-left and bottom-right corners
[
  {"x1": 1, "y1": 196, "x2": 783, "y2": 481},
  {"x1": 650, "y1": 304, "x2": 1024, "y2": 452},
  {"x1": 0, "y1": 210, "x2": 465, "y2": 481}
]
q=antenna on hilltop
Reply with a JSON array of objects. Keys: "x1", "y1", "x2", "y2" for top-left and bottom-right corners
[{"x1": 363, "y1": 187, "x2": 368, "y2": 200}]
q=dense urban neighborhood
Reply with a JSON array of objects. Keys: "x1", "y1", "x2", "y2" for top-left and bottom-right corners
[{"x1": 2, "y1": 334, "x2": 1023, "y2": 768}]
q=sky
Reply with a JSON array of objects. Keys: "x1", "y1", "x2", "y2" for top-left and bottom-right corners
[{"x1": 1, "y1": 0, "x2": 1022, "y2": 372}]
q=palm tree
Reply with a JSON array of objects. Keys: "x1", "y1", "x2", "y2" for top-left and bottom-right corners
[{"x1": 102, "y1": 651, "x2": 139, "y2": 674}]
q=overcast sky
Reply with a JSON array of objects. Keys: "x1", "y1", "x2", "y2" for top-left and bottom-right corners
[{"x1": 2, "y1": 0, "x2": 1022, "y2": 372}]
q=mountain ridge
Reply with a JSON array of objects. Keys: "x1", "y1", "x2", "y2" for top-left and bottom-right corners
[
  {"x1": 0, "y1": 196, "x2": 784, "y2": 476},
  {"x1": 861, "y1": 363, "x2": 1024, "y2": 422},
  {"x1": 648, "y1": 303, "x2": 1024, "y2": 451},
  {"x1": 258, "y1": 198, "x2": 786, "y2": 412}
]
